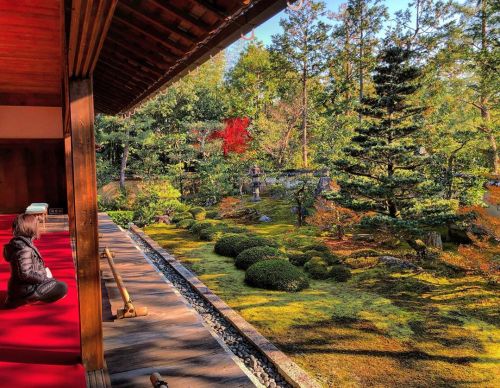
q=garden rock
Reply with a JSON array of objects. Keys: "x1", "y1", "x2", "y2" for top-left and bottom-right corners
[
  {"x1": 259, "y1": 215, "x2": 272, "y2": 222},
  {"x1": 378, "y1": 256, "x2": 422, "y2": 271}
]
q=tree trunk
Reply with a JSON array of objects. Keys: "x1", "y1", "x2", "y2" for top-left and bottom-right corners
[
  {"x1": 358, "y1": 3, "x2": 364, "y2": 122},
  {"x1": 119, "y1": 139, "x2": 129, "y2": 192},
  {"x1": 425, "y1": 231, "x2": 443, "y2": 250},
  {"x1": 479, "y1": 0, "x2": 499, "y2": 175},
  {"x1": 301, "y1": 66, "x2": 308, "y2": 168}
]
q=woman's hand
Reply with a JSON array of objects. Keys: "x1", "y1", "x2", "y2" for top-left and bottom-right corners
[{"x1": 45, "y1": 267, "x2": 53, "y2": 279}]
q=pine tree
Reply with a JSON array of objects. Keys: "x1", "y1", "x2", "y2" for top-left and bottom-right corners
[
  {"x1": 270, "y1": 0, "x2": 331, "y2": 168},
  {"x1": 336, "y1": 44, "x2": 456, "y2": 255}
]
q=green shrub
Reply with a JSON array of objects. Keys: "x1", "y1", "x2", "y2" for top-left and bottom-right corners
[
  {"x1": 304, "y1": 250, "x2": 341, "y2": 265},
  {"x1": 223, "y1": 226, "x2": 247, "y2": 234},
  {"x1": 329, "y1": 265, "x2": 352, "y2": 282},
  {"x1": 189, "y1": 221, "x2": 214, "y2": 235},
  {"x1": 190, "y1": 207, "x2": 207, "y2": 221},
  {"x1": 235, "y1": 246, "x2": 286, "y2": 270},
  {"x1": 205, "y1": 210, "x2": 221, "y2": 219},
  {"x1": 176, "y1": 219, "x2": 196, "y2": 229},
  {"x1": 245, "y1": 260, "x2": 309, "y2": 292},
  {"x1": 304, "y1": 257, "x2": 330, "y2": 279},
  {"x1": 214, "y1": 234, "x2": 250, "y2": 257},
  {"x1": 302, "y1": 244, "x2": 330, "y2": 253},
  {"x1": 199, "y1": 227, "x2": 222, "y2": 241},
  {"x1": 288, "y1": 252, "x2": 310, "y2": 267},
  {"x1": 350, "y1": 249, "x2": 382, "y2": 258},
  {"x1": 172, "y1": 212, "x2": 193, "y2": 223},
  {"x1": 108, "y1": 211, "x2": 134, "y2": 228},
  {"x1": 235, "y1": 236, "x2": 279, "y2": 256}
]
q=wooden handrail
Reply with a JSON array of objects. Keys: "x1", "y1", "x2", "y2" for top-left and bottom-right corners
[
  {"x1": 102, "y1": 247, "x2": 148, "y2": 319},
  {"x1": 150, "y1": 372, "x2": 168, "y2": 388}
]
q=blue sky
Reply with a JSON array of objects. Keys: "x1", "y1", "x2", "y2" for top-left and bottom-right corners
[{"x1": 233, "y1": 0, "x2": 411, "y2": 47}]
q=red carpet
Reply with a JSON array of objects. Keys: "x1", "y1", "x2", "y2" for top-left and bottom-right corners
[{"x1": 0, "y1": 214, "x2": 86, "y2": 387}]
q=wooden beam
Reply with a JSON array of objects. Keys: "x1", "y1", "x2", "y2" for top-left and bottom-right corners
[
  {"x1": 191, "y1": 0, "x2": 229, "y2": 18},
  {"x1": 0, "y1": 92, "x2": 61, "y2": 106},
  {"x1": 68, "y1": 77, "x2": 103, "y2": 371},
  {"x1": 64, "y1": 134, "x2": 76, "y2": 239}
]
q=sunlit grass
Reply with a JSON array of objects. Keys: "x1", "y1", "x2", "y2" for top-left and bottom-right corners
[{"x1": 145, "y1": 202, "x2": 500, "y2": 387}]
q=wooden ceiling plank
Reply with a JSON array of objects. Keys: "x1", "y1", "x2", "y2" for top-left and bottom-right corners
[
  {"x1": 119, "y1": 0, "x2": 198, "y2": 44},
  {"x1": 95, "y1": 69, "x2": 149, "y2": 90},
  {"x1": 190, "y1": 0, "x2": 229, "y2": 18},
  {"x1": 100, "y1": 38, "x2": 171, "y2": 72},
  {"x1": 149, "y1": 0, "x2": 212, "y2": 33},
  {"x1": 113, "y1": 12, "x2": 186, "y2": 56},
  {"x1": 97, "y1": 58, "x2": 158, "y2": 84},
  {"x1": 105, "y1": 29, "x2": 177, "y2": 65}
]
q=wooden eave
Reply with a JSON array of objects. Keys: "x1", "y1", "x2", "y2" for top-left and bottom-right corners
[{"x1": 89, "y1": 0, "x2": 288, "y2": 115}]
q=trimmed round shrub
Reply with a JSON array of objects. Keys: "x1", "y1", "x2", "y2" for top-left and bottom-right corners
[
  {"x1": 234, "y1": 236, "x2": 279, "y2": 256},
  {"x1": 288, "y1": 252, "x2": 310, "y2": 267},
  {"x1": 176, "y1": 218, "x2": 196, "y2": 229},
  {"x1": 189, "y1": 221, "x2": 213, "y2": 235},
  {"x1": 199, "y1": 227, "x2": 222, "y2": 241},
  {"x1": 205, "y1": 210, "x2": 221, "y2": 219},
  {"x1": 223, "y1": 225, "x2": 247, "y2": 234},
  {"x1": 235, "y1": 246, "x2": 286, "y2": 270},
  {"x1": 350, "y1": 249, "x2": 382, "y2": 258},
  {"x1": 304, "y1": 257, "x2": 330, "y2": 280},
  {"x1": 245, "y1": 260, "x2": 309, "y2": 292},
  {"x1": 304, "y1": 250, "x2": 341, "y2": 265},
  {"x1": 329, "y1": 265, "x2": 352, "y2": 282},
  {"x1": 171, "y1": 212, "x2": 193, "y2": 223},
  {"x1": 302, "y1": 244, "x2": 330, "y2": 253},
  {"x1": 190, "y1": 207, "x2": 207, "y2": 221},
  {"x1": 214, "y1": 234, "x2": 250, "y2": 257}
]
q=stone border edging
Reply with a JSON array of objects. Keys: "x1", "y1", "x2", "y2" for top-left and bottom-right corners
[{"x1": 131, "y1": 225, "x2": 321, "y2": 388}]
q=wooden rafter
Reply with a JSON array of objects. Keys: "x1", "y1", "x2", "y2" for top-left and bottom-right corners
[
  {"x1": 149, "y1": 0, "x2": 213, "y2": 33},
  {"x1": 119, "y1": 0, "x2": 199, "y2": 44}
]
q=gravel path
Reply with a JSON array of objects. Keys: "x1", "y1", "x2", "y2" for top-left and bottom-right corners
[{"x1": 129, "y1": 230, "x2": 292, "y2": 388}]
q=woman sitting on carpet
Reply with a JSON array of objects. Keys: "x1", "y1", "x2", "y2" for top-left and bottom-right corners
[{"x1": 3, "y1": 214, "x2": 67, "y2": 308}]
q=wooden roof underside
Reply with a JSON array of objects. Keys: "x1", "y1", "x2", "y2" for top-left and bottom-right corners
[
  {"x1": 81, "y1": 0, "x2": 288, "y2": 115},
  {"x1": 0, "y1": 1, "x2": 62, "y2": 107}
]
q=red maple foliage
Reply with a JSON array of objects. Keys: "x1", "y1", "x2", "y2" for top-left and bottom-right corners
[{"x1": 209, "y1": 117, "x2": 251, "y2": 155}]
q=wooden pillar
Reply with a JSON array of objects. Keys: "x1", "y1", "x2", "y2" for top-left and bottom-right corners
[{"x1": 69, "y1": 77, "x2": 103, "y2": 371}]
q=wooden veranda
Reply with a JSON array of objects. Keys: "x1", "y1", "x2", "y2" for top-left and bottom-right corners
[{"x1": 0, "y1": 0, "x2": 288, "y2": 380}]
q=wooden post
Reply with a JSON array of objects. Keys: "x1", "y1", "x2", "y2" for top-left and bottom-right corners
[{"x1": 69, "y1": 77, "x2": 103, "y2": 370}]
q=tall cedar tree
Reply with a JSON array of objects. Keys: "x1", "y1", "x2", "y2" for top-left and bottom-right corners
[
  {"x1": 271, "y1": 0, "x2": 331, "y2": 168},
  {"x1": 336, "y1": 45, "x2": 452, "y2": 255}
]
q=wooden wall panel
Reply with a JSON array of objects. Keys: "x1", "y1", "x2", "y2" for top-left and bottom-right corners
[{"x1": 0, "y1": 140, "x2": 66, "y2": 213}]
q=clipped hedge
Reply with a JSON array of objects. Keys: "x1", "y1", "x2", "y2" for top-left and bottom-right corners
[
  {"x1": 199, "y1": 226, "x2": 226, "y2": 241},
  {"x1": 234, "y1": 236, "x2": 279, "y2": 257},
  {"x1": 302, "y1": 244, "x2": 330, "y2": 253},
  {"x1": 190, "y1": 207, "x2": 207, "y2": 221},
  {"x1": 329, "y1": 265, "x2": 352, "y2": 282},
  {"x1": 304, "y1": 250, "x2": 341, "y2": 265},
  {"x1": 176, "y1": 218, "x2": 196, "y2": 229},
  {"x1": 350, "y1": 249, "x2": 382, "y2": 258},
  {"x1": 214, "y1": 234, "x2": 250, "y2": 257},
  {"x1": 205, "y1": 210, "x2": 220, "y2": 219},
  {"x1": 288, "y1": 252, "x2": 310, "y2": 267},
  {"x1": 245, "y1": 260, "x2": 309, "y2": 292},
  {"x1": 171, "y1": 212, "x2": 193, "y2": 223},
  {"x1": 304, "y1": 257, "x2": 330, "y2": 280},
  {"x1": 235, "y1": 246, "x2": 286, "y2": 270},
  {"x1": 108, "y1": 210, "x2": 134, "y2": 228},
  {"x1": 189, "y1": 221, "x2": 214, "y2": 235}
]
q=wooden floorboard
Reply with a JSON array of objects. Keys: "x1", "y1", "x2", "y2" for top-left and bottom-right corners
[{"x1": 98, "y1": 214, "x2": 255, "y2": 388}]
